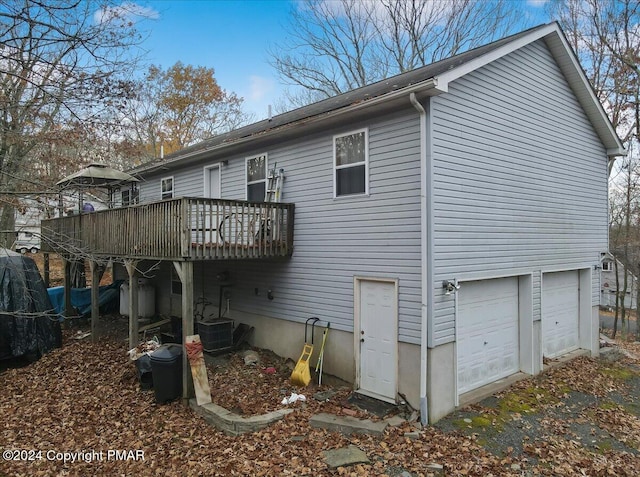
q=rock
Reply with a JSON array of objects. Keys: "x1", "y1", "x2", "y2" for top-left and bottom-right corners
[
  {"x1": 404, "y1": 431, "x2": 420, "y2": 440},
  {"x1": 313, "y1": 390, "x2": 336, "y2": 402},
  {"x1": 511, "y1": 463, "x2": 521, "y2": 471},
  {"x1": 463, "y1": 418, "x2": 472, "y2": 423},
  {"x1": 284, "y1": 358, "x2": 296, "y2": 371},
  {"x1": 323, "y1": 445, "x2": 370, "y2": 469},
  {"x1": 425, "y1": 462, "x2": 444, "y2": 475},
  {"x1": 599, "y1": 333, "x2": 615, "y2": 344},
  {"x1": 310, "y1": 413, "x2": 388, "y2": 436},
  {"x1": 385, "y1": 415, "x2": 406, "y2": 427},
  {"x1": 599, "y1": 347, "x2": 625, "y2": 363},
  {"x1": 242, "y1": 351, "x2": 260, "y2": 366}
]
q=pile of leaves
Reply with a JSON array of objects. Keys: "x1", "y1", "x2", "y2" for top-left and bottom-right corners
[
  {"x1": 2, "y1": 328, "x2": 640, "y2": 476},
  {"x1": 205, "y1": 349, "x2": 360, "y2": 418}
]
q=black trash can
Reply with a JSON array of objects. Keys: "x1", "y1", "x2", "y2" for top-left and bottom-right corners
[
  {"x1": 149, "y1": 344, "x2": 183, "y2": 404},
  {"x1": 135, "y1": 354, "x2": 153, "y2": 390}
]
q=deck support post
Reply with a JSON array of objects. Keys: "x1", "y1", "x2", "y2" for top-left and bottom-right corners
[
  {"x1": 125, "y1": 260, "x2": 139, "y2": 349},
  {"x1": 89, "y1": 260, "x2": 100, "y2": 342},
  {"x1": 173, "y1": 260, "x2": 194, "y2": 402},
  {"x1": 63, "y1": 258, "x2": 74, "y2": 320}
]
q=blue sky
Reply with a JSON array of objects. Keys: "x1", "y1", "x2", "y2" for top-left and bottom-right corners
[
  {"x1": 125, "y1": 0, "x2": 551, "y2": 120},
  {"x1": 131, "y1": 0, "x2": 295, "y2": 120}
]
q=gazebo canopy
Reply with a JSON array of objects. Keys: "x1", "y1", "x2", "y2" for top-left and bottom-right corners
[{"x1": 56, "y1": 163, "x2": 139, "y2": 189}]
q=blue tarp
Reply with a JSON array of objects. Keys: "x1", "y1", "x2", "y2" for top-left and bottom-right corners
[{"x1": 48, "y1": 280, "x2": 123, "y2": 317}]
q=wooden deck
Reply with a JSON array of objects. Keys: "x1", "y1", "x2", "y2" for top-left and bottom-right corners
[{"x1": 40, "y1": 197, "x2": 295, "y2": 261}]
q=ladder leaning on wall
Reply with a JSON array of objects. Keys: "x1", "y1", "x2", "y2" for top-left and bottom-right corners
[
  {"x1": 265, "y1": 163, "x2": 285, "y2": 203},
  {"x1": 254, "y1": 163, "x2": 285, "y2": 245}
]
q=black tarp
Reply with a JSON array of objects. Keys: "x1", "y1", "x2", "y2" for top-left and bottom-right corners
[{"x1": 0, "y1": 249, "x2": 61, "y2": 360}]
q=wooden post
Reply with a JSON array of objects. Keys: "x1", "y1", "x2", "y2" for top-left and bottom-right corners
[
  {"x1": 173, "y1": 261, "x2": 194, "y2": 402},
  {"x1": 90, "y1": 261, "x2": 100, "y2": 342},
  {"x1": 125, "y1": 260, "x2": 139, "y2": 349},
  {"x1": 287, "y1": 204, "x2": 295, "y2": 256},
  {"x1": 63, "y1": 258, "x2": 73, "y2": 319},
  {"x1": 43, "y1": 253, "x2": 50, "y2": 288},
  {"x1": 180, "y1": 198, "x2": 190, "y2": 258}
]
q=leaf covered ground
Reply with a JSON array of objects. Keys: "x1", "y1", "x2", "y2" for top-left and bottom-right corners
[{"x1": 1, "y1": 323, "x2": 640, "y2": 476}]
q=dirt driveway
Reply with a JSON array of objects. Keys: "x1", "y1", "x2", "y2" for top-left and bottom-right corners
[{"x1": 1, "y1": 323, "x2": 640, "y2": 476}]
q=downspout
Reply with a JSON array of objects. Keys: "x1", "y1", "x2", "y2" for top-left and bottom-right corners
[{"x1": 410, "y1": 92, "x2": 432, "y2": 425}]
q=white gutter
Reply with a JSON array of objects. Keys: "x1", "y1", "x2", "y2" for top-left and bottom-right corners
[{"x1": 410, "y1": 92, "x2": 431, "y2": 426}]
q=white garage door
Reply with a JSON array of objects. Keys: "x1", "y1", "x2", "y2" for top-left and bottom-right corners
[
  {"x1": 543, "y1": 270, "x2": 579, "y2": 358},
  {"x1": 457, "y1": 277, "x2": 520, "y2": 395}
]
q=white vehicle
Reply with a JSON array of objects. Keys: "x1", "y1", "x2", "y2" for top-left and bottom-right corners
[{"x1": 14, "y1": 231, "x2": 40, "y2": 254}]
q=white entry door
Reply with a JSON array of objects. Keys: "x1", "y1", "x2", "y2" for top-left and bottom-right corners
[
  {"x1": 357, "y1": 279, "x2": 398, "y2": 403},
  {"x1": 205, "y1": 165, "x2": 221, "y2": 199},
  {"x1": 201, "y1": 165, "x2": 221, "y2": 243},
  {"x1": 457, "y1": 277, "x2": 520, "y2": 395},
  {"x1": 542, "y1": 270, "x2": 580, "y2": 358}
]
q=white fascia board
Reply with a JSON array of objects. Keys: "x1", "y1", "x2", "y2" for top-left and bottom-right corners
[{"x1": 433, "y1": 24, "x2": 559, "y2": 91}]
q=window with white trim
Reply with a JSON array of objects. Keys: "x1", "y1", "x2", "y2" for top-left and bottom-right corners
[
  {"x1": 161, "y1": 177, "x2": 174, "y2": 200},
  {"x1": 121, "y1": 186, "x2": 139, "y2": 206},
  {"x1": 334, "y1": 129, "x2": 368, "y2": 197},
  {"x1": 246, "y1": 154, "x2": 267, "y2": 201},
  {"x1": 602, "y1": 261, "x2": 613, "y2": 271}
]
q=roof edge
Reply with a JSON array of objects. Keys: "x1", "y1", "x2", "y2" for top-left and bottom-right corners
[
  {"x1": 434, "y1": 22, "x2": 624, "y2": 156},
  {"x1": 133, "y1": 78, "x2": 439, "y2": 175}
]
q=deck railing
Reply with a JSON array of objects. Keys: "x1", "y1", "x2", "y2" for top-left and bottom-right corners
[{"x1": 40, "y1": 197, "x2": 295, "y2": 261}]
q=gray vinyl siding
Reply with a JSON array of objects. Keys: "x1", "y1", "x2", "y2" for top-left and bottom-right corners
[
  {"x1": 138, "y1": 111, "x2": 424, "y2": 343},
  {"x1": 138, "y1": 166, "x2": 210, "y2": 201},
  {"x1": 430, "y1": 39, "x2": 608, "y2": 345}
]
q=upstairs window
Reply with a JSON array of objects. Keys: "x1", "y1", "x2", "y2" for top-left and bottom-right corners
[
  {"x1": 246, "y1": 154, "x2": 267, "y2": 201},
  {"x1": 161, "y1": 177, "x2": 174, "y2": 200},
  {"x1": 121, "y1": 187, "x2": 139, "y2": 206},
  {"x1": 602, "y1": 261, "x2": 613, "y2": 272},
  {"x1": 334, "y1": 129, "x2": 368, "y2": 197}
]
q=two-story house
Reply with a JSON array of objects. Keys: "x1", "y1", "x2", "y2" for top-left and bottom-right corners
[{"x1": 42, "y1": 22, "x2": 624, "y2": 423}]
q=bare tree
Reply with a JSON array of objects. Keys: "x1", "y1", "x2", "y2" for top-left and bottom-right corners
[
  {"x1": 608, "y1": 152, "x2": 640, "y2": 337},
  {"x1": 550, "y1": 0, "x2": 640, "y2": 338},
  {"x1": 0, "y1": 0, "x2": 146, "y2": 249},
  {"x1": 270, "y1": 0, "x2": 522, "y2": 106}
]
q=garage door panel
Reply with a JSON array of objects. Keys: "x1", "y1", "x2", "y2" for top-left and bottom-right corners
[
  {"x1": 458, "y1": 277, "x2": 520, "y2": 395},
  {"x1": 543, "y1": 271, "x2": 579, "y2": 358}
]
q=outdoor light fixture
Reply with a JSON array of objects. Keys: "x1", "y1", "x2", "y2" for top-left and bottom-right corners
[{"x1": 442, "y1": 280, "x2": 460, "y2": 296}]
